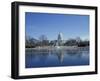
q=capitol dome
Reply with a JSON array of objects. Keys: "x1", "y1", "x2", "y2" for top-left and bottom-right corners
[
  {"x1": 58, "y1": 33, "x2": 63, "y2": 40},
  {"x1": 57, "y1": 32, "x2": 63, "y2": 46}
]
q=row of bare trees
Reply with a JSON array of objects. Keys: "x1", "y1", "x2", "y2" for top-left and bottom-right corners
[{"x1": 26, "y1": 35, "x2": 89, "y2": 48}]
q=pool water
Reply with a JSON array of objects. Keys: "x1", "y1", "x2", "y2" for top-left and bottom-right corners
[{"x1": 25, "y1": 48, "x2": 89, "y2": 68}]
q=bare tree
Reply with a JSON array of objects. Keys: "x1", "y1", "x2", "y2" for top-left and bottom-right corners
[
  {"x1": 39, "y1": 35, "x2": 47, "y2": 41},
  {"x1": 39, "y1": 35, "x2": 49, "y2": 46}
]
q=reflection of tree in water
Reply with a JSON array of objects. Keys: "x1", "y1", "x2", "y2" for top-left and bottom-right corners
[
  {"x1": 26, "y1": 49, "x2": 49, "y2": 62},
  {"x1": 26, "y1": 50, "x2": 37, "y2": 59},
  {"x1": 66, "y1": 49, "x2": 82, "y2": 57},
  {"x1": 36, "y1": 52, "x2": 48, "y2": 62}
]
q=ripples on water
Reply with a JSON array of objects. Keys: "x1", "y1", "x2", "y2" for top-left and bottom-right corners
[{"x1": 25, "y1": 47, "x2": 89, "y2": 68}]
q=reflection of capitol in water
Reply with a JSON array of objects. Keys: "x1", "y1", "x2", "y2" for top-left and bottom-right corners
[
  {"x1": 26, "y1": 48, "x2": 89, "y2": 64},
  {"x1": 48, "y1": 49, "x2": 87, "y2": 63}
]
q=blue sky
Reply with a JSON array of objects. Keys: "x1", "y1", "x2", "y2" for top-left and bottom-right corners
[{"x1": 25, "y1": 12, "x2": 89, "y2": 40}]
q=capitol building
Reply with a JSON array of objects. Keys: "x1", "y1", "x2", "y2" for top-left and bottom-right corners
[{"x1": 55, "y1": 32, "x2": 66, "y2": 46}]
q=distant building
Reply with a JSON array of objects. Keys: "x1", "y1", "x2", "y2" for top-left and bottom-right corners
[{"x1": 56, "y1": 33, "x2": 63, "y2": 46}]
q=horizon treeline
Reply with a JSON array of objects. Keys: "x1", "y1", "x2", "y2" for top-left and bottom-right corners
[{"x1": 25, "y1": 35, "x2": 89, "y2": 48}]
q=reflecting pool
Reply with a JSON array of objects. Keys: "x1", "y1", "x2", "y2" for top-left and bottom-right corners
[{"x1": 25, "y1": 47, "x2": 89, "y2": 68}]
